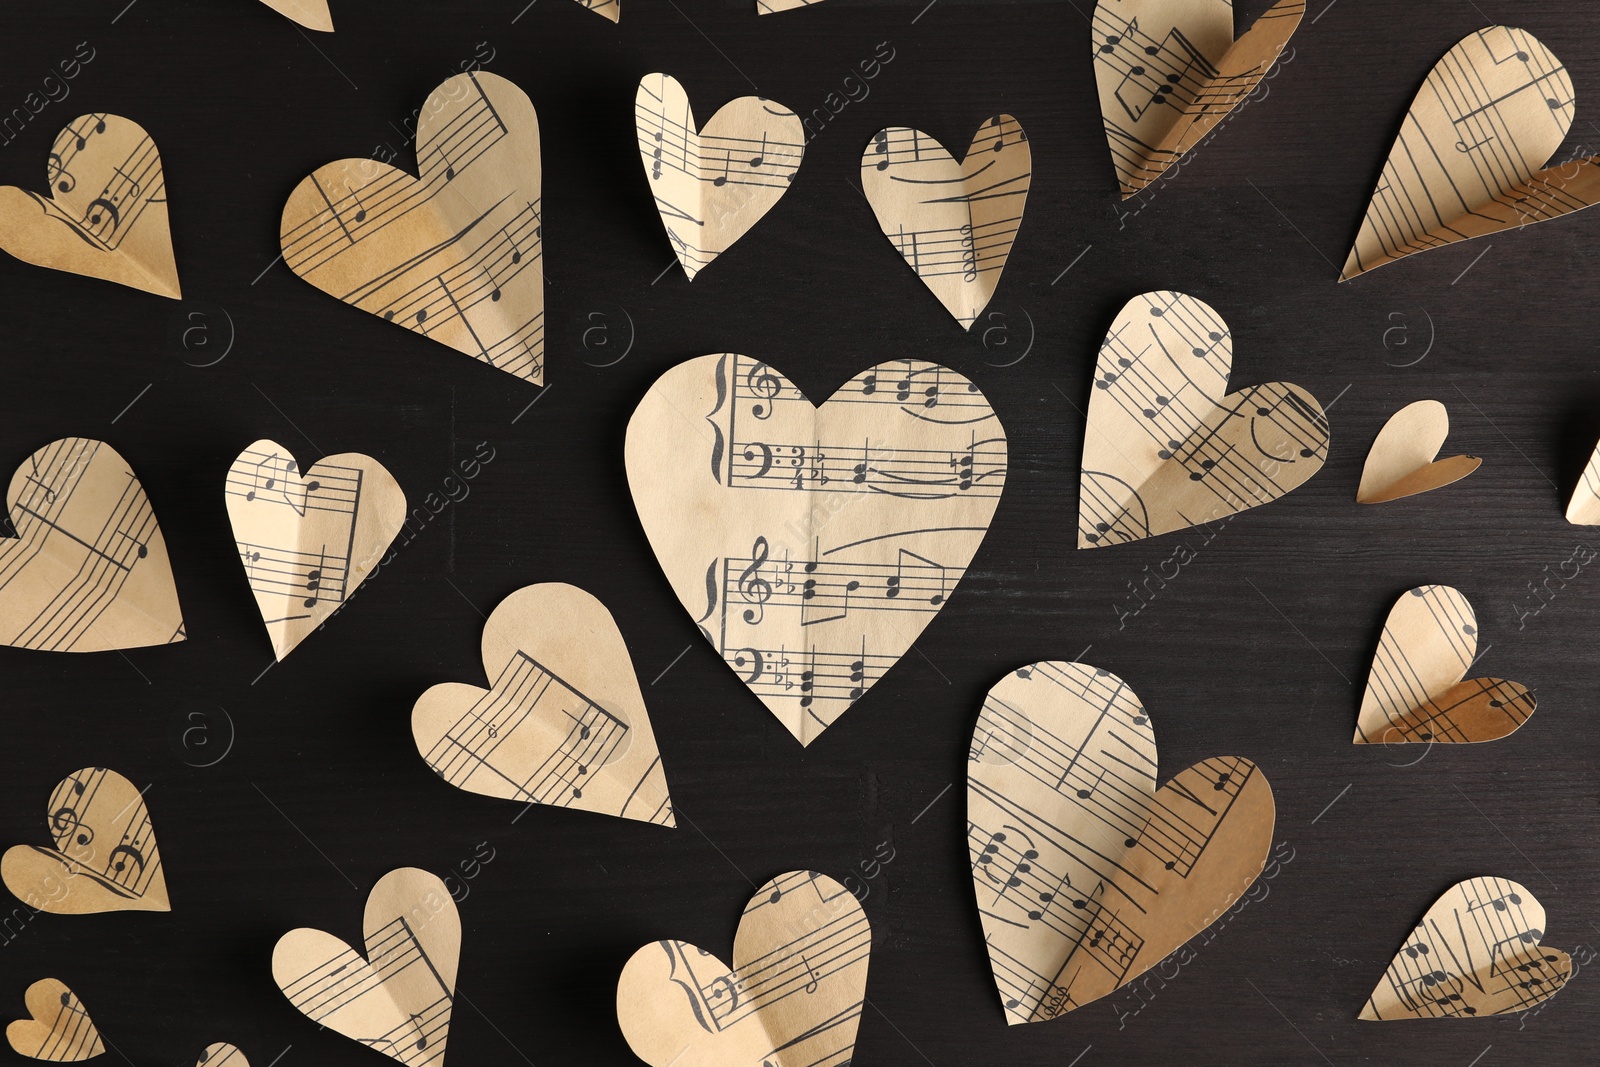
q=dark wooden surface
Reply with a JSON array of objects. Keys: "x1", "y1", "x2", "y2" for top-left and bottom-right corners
[{"x1": 1, "y1": 0, "x2": 1598, "y2": 1063}]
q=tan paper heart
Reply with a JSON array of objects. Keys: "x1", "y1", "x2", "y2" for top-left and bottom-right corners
[
  {"x1": 1356, "y1": 585, "x2": 1535, "y2": 744},
  {"x1": 1362, "y1": 877, "x2": 1571, "y2": 1020},
  {"x1": 226, "y1": 439, "x2": 405, "y2": 661},
  {"x1": 5, "y1": 980, "x2": 103, "y2": 1061},
  {"x1": 195, "y1": 1045, "x2": 247, "y2": 1067},
  {"x1": 258, "y1": 0, "x2": 332, "y2": 30},
  {"x1": 968, "y1": 661, "x2": 1275, "y2": 1022},
  {"x1": 1357, "y1": 400, "x2": 1479, "y2": 503},
  {"x1": 272, "y1": 867, "x2": 459, "y2": 1065},
  {"x1": 1078, "y1": 291, "x2": 1327, "y2": 547},
  {"x1": 573, "y1": 0, "x2": 618, "y2": 20},
  {"x1": 635, "y1": 74, "x2": 804, "y2": 280},
  {"x1": 626, "y1": 354, "x2": 1008, "y2": 744},
  {"x1": 861, "y1": 116, "x2": 1030, "y2": 329},
  {"x1": 757, "y1": 0, "x2": 824, "y2": 11},
  {"x1": 281, "y1": 72, "x2": 545, "y2": 385},
  {"x1": 617, "y1": 871, "x2": 870, "y2": 1066},
  {"x1": 1, "y1": 438, "x2": 185, "y2": 652},
  {"x1": 1565, "y1": 437, "x2": 1600, "y2": 524},
  {"x1": 412, "y1": 582, "x2": 674, "y2": 826}
]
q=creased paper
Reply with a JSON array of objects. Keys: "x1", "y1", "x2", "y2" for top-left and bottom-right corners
[
  {"x1": 259, "y1": 0, "x2": 332, "y2": 30},
  {"x1": 1357, "y1": 400, "x2": 1479, "y2": 503},
  {"x1": 196, "y1": 1045, "x2": 248, "y2": 1067},
  {"x1": 6, "y1": 980, "x2": 103, "y2": 1061},
  {"x1": 1564, "y1": 437, "x2": 1600, "y2": 524}
]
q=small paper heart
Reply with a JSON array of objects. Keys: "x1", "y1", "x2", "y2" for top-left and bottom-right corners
[
  {"x1": 195, "y1": 1044, "x2": 248, "y2": 1067},
  {"x1": 1357, "y1": 400, "x2": 1479, "y2": 503},
  {"x1": 6, "y1": 979, "x2": 104, "y2": 1061}
]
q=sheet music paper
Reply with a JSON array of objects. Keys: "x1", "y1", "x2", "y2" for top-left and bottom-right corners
[
  {"x1": 5, "y1": 980, "x2": 104, "y2": 1061},
  {"x1": 572, "y1": 0, "x2": 619, "y2": 20},
  {"x1": 757, "y1": 0, "x2": 826, "y2": 13},
  {"x1": 617, "y1": 870, "x2": 870, "y2": 1067},
  {"x1": 281, "y1": 72, "x2": 545, "y2": 385},
  {"x1": 626, "y1": 354, "x2": 1008, "y2": 745},
  {"x1": 196, "y1": 1045, "x2": 248, "y2": 1067},
  {"x1": 861, "y1": 116, "x2": 1030, "y2": 329},
  {"x1": 1357, "y1": 400, "x2": 1479, "y2": 504},
  {"x1": 1566, "y1": 436, "x2": 1600, "y2": 524},
  {"x1": 258, "y1": 0, "x2": 332, "y2": 30}
]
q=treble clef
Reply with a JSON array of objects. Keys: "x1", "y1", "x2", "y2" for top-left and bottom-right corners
[
  {"x1": 738, "y1": 537, "x2": 772, "y2": 625},
  {"x1": 745, "y1": 361, "x2": 782, "y2": 419}
]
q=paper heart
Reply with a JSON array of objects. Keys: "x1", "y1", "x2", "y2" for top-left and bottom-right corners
[
  {"x1": 757, "y1": 0, "x2": 825, "y2": 11},
  {"x1": 5, "y1": 979, "x2": 103, "y2": 1061},
  {"x1": 281, "y1": 72, "x2": 545, "y2": 385},
  {"x1": 195, "y1": 1045, "x2": 248, "y2": 1067},
  {"x1": 258, "y1": 0, "x2": 332, "y2": 30},
  {"x1": 572, "y1": 0, "x2": 618, "y2": 20},
  {"x1": 968, "y1": 661, "x2": 1275, "y2": 1022},
  {"x1": 2, "y1": 767, "x2": 168, "y2": 914},
  {"x1": 225, "y1": 439, "x2": 405, "y2": 661},
  {"x1": 617, "y1": 871, "x2": 870, "y2": 1066},
  {"x1": 1357, "y1": 400, "x2": 1479, "y2": 503},
  {"x1": 1078, "y1": 291, "x2": 1328, "y2": 547},
  {"x1": 1344, "y1": 26, "x2": 1600, "y2": 280},
  {"x1": 412, "y1": 582, "x2": 674, "y2": 826},
  {"x1": 1356, "y1": 585, "x2": 1535, "y2": 744},
  {"x1": 272, "y1": 868, "x2": 459, "y2": 1065},
  {"x1": 861, "y1": 116, "x2": 1030, "y2": 328},
  {"x1": 626, "y1": 354, "x2": 1007, "y2": 744},
  {"x1": 1565, "y1": 437, "x2": 1600, "y2": 524},
  {"x1": 635, "y1": 74, "x2": 804, "y2": 280},
  {"x1": 1362, "y1": 877, "x2": 1571, "y2": 1020},
  {"x1": 0, "y1": 438, "x2": 185, "y2": 652},
  {"x1": 1093, "y1": 0, "x2": 1303, "y2": 197}
]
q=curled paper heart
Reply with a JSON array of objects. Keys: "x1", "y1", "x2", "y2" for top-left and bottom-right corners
[
  {"x1": 5, "y1": 980, "x2": 103, "y2": 1061},
  {"x1": 1357, "y1": 400, "x2": 1479, "y2": 503},
  {"x1": 258, "y1": 0, "x2": 332, "y2": 30}
]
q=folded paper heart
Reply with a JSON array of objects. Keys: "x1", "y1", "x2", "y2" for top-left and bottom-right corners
[
  {"x1": 195, "y1": 1045, "x2": 247, "y2": 1067},
  {"x1": 412, "y1": 582, "x2": 675, "y2": 826},
  {"x1": 281, "y1": 72, "x2": 545, "y2": 385},
  {"x1": 1078, "y1": 291, "x2": 1327, "y2": 547},
  {"x1": 968, "y1": 661, "x2": 1275, "y2": 1022},
  {"x1": 626, "y1": 354, "x2": 1007, "y2": 744},
  {"x1": 1357, "y1": 400, "x2": 1479, "y2": 503},
  {"x1": 861, "y1": 116, "x2": 1030, "y2": 328},
  {"x1": 6, "y1": 979, "x2": 103, "y2": 1061},
  {"x1": 617, "y1": 871, "x2": 870, "y2": 1066},
  {"x1": 258, "y1": 0, "x2": 332, "y2": 30},
  {"x1": 1565, "y1": 437, "x2": 1600, "y2": 524}
]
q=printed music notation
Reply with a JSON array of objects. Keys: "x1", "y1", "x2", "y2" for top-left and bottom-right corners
[
  {"x1": 571, "y1": 0, "x2": 619, "y2": 20},
  {"x1": 1568, "y1": 437, "x2": 1600, "y2": 523},
  {"x1": 5, "y1": 979, "x2": 104, "y2": 1062}
]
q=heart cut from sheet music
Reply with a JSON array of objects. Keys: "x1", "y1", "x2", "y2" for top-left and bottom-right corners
[
  {"x1": 195, "y1": 1045, "x2": 248, "y2": 1067},
  {"x1": 412, "y1": 583, "x2": 675, "y2": 826},
  {"x1": 635, "y1": 74, "x2": 804, "y2": 280},
  {"x1": 968, "y1": 662, "x2": 1276, "y2": 1022},
  {"x1": 272, "y1": 868, "x2": 459, "y2": 1065},
  {"x1": 1565, "y1": 437, "x2": 1600, "y2": 524},
  {"x1": 281, "y1": 72, "x2": 545, "y2": 384},
  {"x1": 626, "y1": 354, "x2": 1008, "y2": 745},
  {"x1": 861, "y1": 116, "x2": 1031, "y2": 329},
  {"x1": 225, "y1": 439, "x2": 405, "y2": 661},
  {"x1": 1078, "y1": 290, "x2": 1328, "y2": 547},
  {"x1": 5, "y1": 979, "x2": 104, "y2": 1061},
  {"x1": 1362, "y1": 876, "x2": 1571, "y2": 1020},
  {"x1": 1357, "y1": 400, "x2": 1479, "y2": 503},
  {"x1": 617, "y1": 871, "x2": 870, "y2": 1066},
  {"x1": 1356, "y1": 585, "x2": 1536, "y2": 744},
  {"x1": 757, "y1": 0, "x2": 825, "y2": 11},
  {"x1": 571, "y1": 0, "x2": 618, "y2": 20},
  {"x1": 257, "y1": 0, "x2": 332, "y2": 29}
]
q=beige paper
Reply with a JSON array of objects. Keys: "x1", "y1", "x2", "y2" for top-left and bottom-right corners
[
  {"x1": 626, "y1": 354, "x2": 1007, "y2": 745},
  {"x1": 1, "y1": 438, "x2": 185, "y2": 652},
  {"x1": 412, "y1": 582, "x2": 675, "y2": 826},
  {"x1": 861, "y1": 116, "x2": 1030, "y2": 329},
  {"x1": 196, "y1": 1045, "x2": 248, "y2": 1067},
  {"x1": 226, "y1": 439, "x2": 405, "y2": 661},
  {"x1": 1356, "y1": 585, "x2": 1535, "y2": 744},
  {"x1": 969, "y1": 661, "x2": 1275, "y2": 1022},
  {"x1": 6, "y1": 980, "x2": 103, "y2": 1061},
  {"x1": 281, "y1": 72, "x2": 544, "y2": 385},
  {"x1": 635, "y1": 74, "x2": 804, "y2": 280},
  {"x1": 1362, "y1": 877, "x2": 1571, "y2": 1020},
  {"x1": 617, "y1": 871, "x2": 870, "y2": 1066},
  {"x1": 1093, "y1": 0, "x2": 1303, "y2": 197},
  {"x1": 1079, "y1": 290, "x2": 1327, "y2": 547},
  {"x1": 757, "y1": 0, "x2": 824, "y2": 11},
  {"x1": 573, "y1": 0, "x2": 619, "y2": 20},
  {"x1": 272, "y1": 867, "x2": 459, "y2": 1065},
  {"x1": 259, "y1": 0, "x2": 332, "y2": 30},
  {"x1": 1344, "y1": 27, "x2": 1600, "y2": 281},
  {"x1": 1357, "y1": 400, "x2": 1480, "y2": 503},
  {"x1": 1564, "y1": 437, "x2": 1600, "y2": 524}
]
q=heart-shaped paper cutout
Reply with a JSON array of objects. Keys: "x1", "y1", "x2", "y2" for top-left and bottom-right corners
[
  {"x1": 2, "y1": 767, "x2": 168, "y2": 914},
  {"x1": 1356, "y1": 585, "x2": 1535, "y2": 744},
  {"x1": 572, "y1": 0, "x2": 618, "y2": 20},
  {"x1": 272, "y1": 868, "x2": 459, "y2": 1064},
  {"x1": 226, "y1": 439, "x2": 405, "y2": 661},
  {"x1": 1565, "y1": 437, "x2": 1600, "y2": 524},
  {"x1": 617, "y1": 870, "x2": 870, "y2": 1066},
  {"x1": 1, "y1": 438, "x2": 185, "y2": 652},
  {"x1": 6, "y1": 980, "x2": 103, "y2": 1061},
  {"x1": 861, "y1": 116, "x2": 1031, "y2": 329},
  {"x1": 1362, "y1": 876, "x2": 1571, "y2": 1020},
  {"x1": 1093, "y1": 0, "x2": 1303, "y2": 197},
  {"x1": 626, "y1": 354, "x2": 1008, "y2": 744},
  {"x1": 281, "y1": 72, "x2": 545, "y2": 385},
  {"x1": 1357, "y1": 400, "x2": 1480, "y2": 503},
  {"x1": 196, "y1": 1045, "x2": 248, "y2": 1067},
  {"x1": 968, "y1": 661, "x2": 1275, "y2": 1022},
  {"x1": 258, "y1": 0, "x2": 332, "y2": 30},
  {"x1": 413, "y1": 582, "x2": 674, "y2": 826},
  {"x1": 635, "y1": 74, "x2": 804, "y2": 280},
  {"x1": 757, "y1": 0, "x2": 824, "y2": 11},
  {"x1": 1078, "y1": 291, "x2": 1328, "y2": 547}
]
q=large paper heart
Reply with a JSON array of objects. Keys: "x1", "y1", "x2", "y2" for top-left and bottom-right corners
[
  {"x1": 412, "y1": 582, "x2": 674, "y2": 826},
  {"x1": 272, "y1": 868, "x2": 459, "y2": 1065},
  {"x1": 861, "y1": 116, "x2": 1031, "y2": 329},
  {"x1": 617, "y1": 871, "x2": 870, "y2": 1066},
  {"x1": 1356, "y1": 585, "x2": 1535, "y2": 744},
  {"x1": 1362, "y1": 877, "x2": 1571, "y2": 1020},
  {"x1": 1078, "y1": 290, "x2": 1328, "y2": 547},
  {"x1": 1093, "y1": 0, "x2": 1303, "y2": 197},
  {"x1": 1357, "y1": 400, "x2": 1479, "y2": 503},
  {"x1": 2, "y1": 767, "x2": 168, "y2": 914},
  {"x1": 0, "y1": 438, "x2": 185, "y2": 652},
  {"x1": 258, "y1": 0, "x2": 332, "y2": 30},
  {"x1": 635, "y1": 74, "x2": 804, "y2": 280},
  {"x1": 281, "y1": 72, "x2": 544, "y2": 385},
  {"x1": 196, "y1": 1046, "x2": 248, "y2": 1067},
  {"x1": 5, "y1": 980, "x2": 103, "y2": 1061},
  {"x1": 226, "y1": 439, "x2": 405, "y2": 661},
  {"x1": 968, "y1": 661, "x2": 1275, "y2": 1022},
  {"x1": 626, "y1": 354, "x2": 1008, "y2": 744}
]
